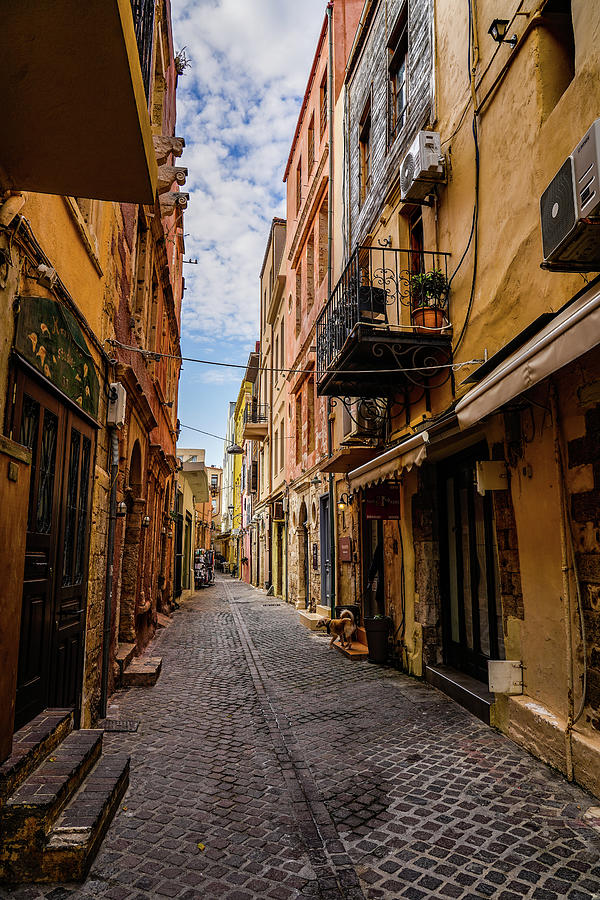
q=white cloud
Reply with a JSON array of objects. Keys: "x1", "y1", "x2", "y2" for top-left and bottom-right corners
[{"x1": 172, "y1": 0, "x2": 326, "y2": 347}]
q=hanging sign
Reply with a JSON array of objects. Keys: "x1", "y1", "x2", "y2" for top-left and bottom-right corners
[
  {"x1": 312, "y1": 542, "x2": 319, "y2": 570},
  {"x1": 15, "y1": 296, "x2": 99, "y2": 417},
  {"x1": 365, "y1": 484, "x2": 400, "y2": 520},
  {"x1": 339, "y1": 536, "x2": 352, "y2": 562}
]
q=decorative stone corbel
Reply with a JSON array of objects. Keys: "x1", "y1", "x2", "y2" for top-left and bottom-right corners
[
  {"x1": 157, "y1": 165, "x2": 188, "y2": 195},
  {"x1": 152, "y1": 135, "x2": 186, "y2": 166},
  {"x1": 159, "y1": 192, "x2": 189, "y2": 216}
]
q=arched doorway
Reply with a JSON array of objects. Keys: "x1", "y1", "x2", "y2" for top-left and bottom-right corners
[
  {"x1": 119, "y1": 439, "x2": 146, "y2": 644},
  {"x1": 298, "y1": 500, "x2": 309, "y2": 609}
]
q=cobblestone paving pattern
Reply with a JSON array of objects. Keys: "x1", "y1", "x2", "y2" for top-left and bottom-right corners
[{"x1": 3, "y1": 577, "x2": 600, "y2": 899}]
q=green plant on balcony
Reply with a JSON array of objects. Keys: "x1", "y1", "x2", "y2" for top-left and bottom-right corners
[{"x1": 410, "y1": 269, "x2": 449, "y2": 331}]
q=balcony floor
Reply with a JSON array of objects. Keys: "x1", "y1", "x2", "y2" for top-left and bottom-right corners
[{"x1": 317, "y1": 323, "x2": 453, "y2": 398}]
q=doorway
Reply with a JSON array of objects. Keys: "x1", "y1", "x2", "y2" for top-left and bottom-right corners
[
  {"x1": 362, "y1": 516, "x2": 384, "y2": 618},
  {"x1": 12, "y1": 369, "x2": 94, "y2": 729},
  {"x1": 319, "y1": 494, "x2": 331, "y2": 609},
  {"x1": 298, "y1": 500, "x2": 309, "y2": 608},
  {"x1": 440, "y1": 450, "x2": 505, "y2": 682}
]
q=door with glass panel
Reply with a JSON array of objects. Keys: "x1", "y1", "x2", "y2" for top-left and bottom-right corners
[
  {"x1": 440, "y1": 451, "x2": 504, "y2": 682},
  {"x1": 12, "y1": 371, "x2": 94, "y2": 728}
]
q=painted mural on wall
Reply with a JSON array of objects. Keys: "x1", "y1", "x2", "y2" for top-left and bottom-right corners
[{"x1": 15, "y1": 296, "x2": 99, "y2": 417}]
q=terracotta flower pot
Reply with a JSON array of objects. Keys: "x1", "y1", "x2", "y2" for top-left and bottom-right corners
[{"x1": 411, "y1": 306, "x2": 446, "y2": 333}]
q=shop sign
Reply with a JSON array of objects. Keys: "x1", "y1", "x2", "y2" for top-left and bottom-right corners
[
  {"x1": 365, "y1": 484, "x2": 400, "y2": 520},
  {"x1": 339, "y1": 536, "x2": 352, "y2": 562},
  {"x1": 312, "y1": 542, "x2": 318, "y2": 570},
  {"x1": 15, "y1": 295, "x2": 99, "y2": 417}
]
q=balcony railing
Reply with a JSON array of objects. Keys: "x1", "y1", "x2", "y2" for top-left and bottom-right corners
[
  {"x1": 316, "y1": 245, "x2": 451, "y2": 376},
  {"x1": 130, "y1": 0, "x2": 155, "y2": 98},
  {"x1": 243, "y1": 404, "x2": 269, "y2": 425}
]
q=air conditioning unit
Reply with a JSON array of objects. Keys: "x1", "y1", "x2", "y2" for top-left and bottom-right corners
[
  {"x1": 540, "y1": 118, "x2": 600, "y2": 271},
  {"x1": 341, "y1": 399, "x2": 383, "y2": 445},
  {"x1": 107, "y1": 382, "x2": 126, "y2": 428},
  {"x1": 400, "y1": 131, "x2": 445, "y2": 201}
]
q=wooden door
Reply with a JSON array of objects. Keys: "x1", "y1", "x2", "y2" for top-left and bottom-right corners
[
  {"x1": 12, "y1": 371, "x2": 94, "y2": 728},
  {"x1": 13, "y1": 373, "x2": 65, "y2": 728},
  {"x1": 51, "y1": 413, "x2": 94, "y2": 713}
]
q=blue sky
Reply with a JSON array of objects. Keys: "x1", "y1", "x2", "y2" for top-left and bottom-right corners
[{"x1": 172, "y1": 0, "x2": 327, "y2": 465}]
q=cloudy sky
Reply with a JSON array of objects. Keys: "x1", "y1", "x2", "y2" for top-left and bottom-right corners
[{"x1": 172, "y1": 0, "x2": 327, "y2": 465}]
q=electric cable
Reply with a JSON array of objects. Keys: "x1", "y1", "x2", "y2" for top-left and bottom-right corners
[{"x1": 106, "y1": 338, "x2": 484, "y2": 376}]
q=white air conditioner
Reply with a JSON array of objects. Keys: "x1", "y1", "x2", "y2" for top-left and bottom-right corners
[
  {"x1": 540, "y1": 118, "x2": 600, "y2": 271},
  {"x1": 400, "y1": 131, "x2": 445, "y2": 201},
  {"x1": 107, "y1": 382, "x2": 126, "y2": 428},
  {"x1": 341, "y1": 399, "x2": 383, "y2": 445}
]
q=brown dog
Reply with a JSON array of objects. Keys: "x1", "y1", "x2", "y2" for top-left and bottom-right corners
[{"x1": 317, "y1": 609, "x2": 356, "y2": 649}]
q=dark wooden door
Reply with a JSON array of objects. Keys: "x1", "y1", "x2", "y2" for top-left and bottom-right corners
[
  {"x1": 319, "y1": 495, "x2": 331, "y2": 608},
  {"x1": 440, "y1": 453, "x2": 505, "y2": 682},
  {"x1": 12, "y1": 371, "x2": 94, "y2": 728},
  {"x1": 51, "y1": 413, "x2": 94, "y2": 713},
  {"x1": 13, "y1": 373, "x2": 64, "y2": 728}
]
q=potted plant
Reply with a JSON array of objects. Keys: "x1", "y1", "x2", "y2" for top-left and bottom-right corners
[
  {"x1": 363, "y1": 614, "x2": 392, "y2": 664},
  {"x1": 410, "y1": 269, "x2": 449, "y2": 332}
]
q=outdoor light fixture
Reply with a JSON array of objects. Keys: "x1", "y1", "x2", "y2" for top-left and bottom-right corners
[
  {"x1": 488, "y1": 18, "x2": 517, "y2": 47},
  {"x1": 142, "y1": 515, "x2": 151, "y2": 527},
  {"x1": 116, "y1": 500, "x2": 127, "y2": 517},
  {"x1": 227, "y1": 443, "x2": 244, "y2": 455},
  {"x1": 337, "y1": 492, "x2": 354, "y2": 511},
  {"x1": 310, "y1": 474, "x2": 321, "y2": 487}
]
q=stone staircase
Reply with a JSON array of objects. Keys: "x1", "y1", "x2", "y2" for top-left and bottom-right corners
[
  {"x1": 0, "y1": 709, "x2": 129, "y2": 883},
  {"x1": 115, "y1": 643, "x2": 162, "y2": 687}
]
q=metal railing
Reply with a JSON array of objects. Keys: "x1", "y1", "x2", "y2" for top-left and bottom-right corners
[
  {"x1": 316, "y1": 245, "x2": 451, "y2": 375},
  {"x1": 243, "y1": 404, "x2": 269, "y2": 425},
  {"x1": 130, "y1": 0, "x2": 155, "y2": 98}
]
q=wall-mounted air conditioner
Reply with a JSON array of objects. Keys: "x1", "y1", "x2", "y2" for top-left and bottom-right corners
[
  {"x1": 540, "y1": 118, "x2": 600, "y2": 271},
  {"x1": 341, "y1": 399, "x2": 383, "y2": 445},
  {"x1": 400, "y1": 131, "x2": 445, "y2": 201}
]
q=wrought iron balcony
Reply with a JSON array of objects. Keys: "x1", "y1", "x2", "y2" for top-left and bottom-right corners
[
  {"x1": 316, "y1": 245, "x2": 453, "y2": 398},
  {"x1": 130, "y1": 0, "x2": 155, "y2": 98},
  {"x1": 242, "y1": 404, "x2": 269, "y2": 442}
]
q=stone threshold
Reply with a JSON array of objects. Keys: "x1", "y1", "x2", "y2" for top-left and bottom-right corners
[{"x1": 425, "y1": 664, "x2": 494, "y2": 725}]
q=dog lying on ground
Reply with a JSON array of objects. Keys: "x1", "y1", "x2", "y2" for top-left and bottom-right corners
[{"x1": 317, "y1": 609, "x2": 356, "y2": 649}]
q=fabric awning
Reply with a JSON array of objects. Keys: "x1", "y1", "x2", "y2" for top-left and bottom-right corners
[
  {"x1": 348, "y1": 431, "x2": 429, "y2": 490},
  {"x1": 456, "y1": 283, "x2": 600, "y2": 429}
]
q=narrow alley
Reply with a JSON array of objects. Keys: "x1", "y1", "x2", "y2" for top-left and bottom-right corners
[{"x1": 3, "y1": 577, "x2": 600, "y2": 900}]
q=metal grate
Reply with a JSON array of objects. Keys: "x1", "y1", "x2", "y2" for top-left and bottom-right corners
[{"x1": 99, "y1": 719, "x2": 139, "y2": 733}]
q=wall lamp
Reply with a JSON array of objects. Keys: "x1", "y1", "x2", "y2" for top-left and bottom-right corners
[
  {"x1": 117, "y1": 500, "x2": 127, "y2": 517},
  {"x1": 488, "y1": 18, "x2": 517, "y2": 47},
  {"x1": 337, "y1": 492, "x2": 354, "y2": 511},
  {"x1": 142, "y1": 515, "x2": 151, "y2": 527},
  {"x1": 311, "y1": 474, "x2": 321, "y2": 487}
]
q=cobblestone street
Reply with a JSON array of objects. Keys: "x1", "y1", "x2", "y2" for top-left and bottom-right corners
[{"x1": 4, "y1": 577, "x2": 600, "y2": 900}]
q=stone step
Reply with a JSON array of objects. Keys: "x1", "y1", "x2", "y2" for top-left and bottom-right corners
[
  {"x1": 299, "y1": 611, "x2": 325, "y2": 631},
  {"x1": 333, "y1": 639, "x2": 369, "y2": 660},
  {"x1": 316, "y1": 604, "x2": 330, "y2": 619},
  {"x1": 0, "y1": 710, "x2": 73, "y2": 806},
  {"x1": 41, "y1": 753, "x2": 130, "y2": 882},
  {"x1": 114, "y1": 642, "x2": 136, "y2": 686},
  {"x1": 2, "y1": 729, "x2": 104, "y2": 849},
  {"x1": 122, "y1": 656, "x2": 162, "y2": 687},
  {"x1": 425, "y1": 664, "x2": 494, "y2": 725}
]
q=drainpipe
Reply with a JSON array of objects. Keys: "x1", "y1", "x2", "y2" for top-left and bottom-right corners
[
  {"x1": 100, "y1": 427, "x2": 119, "y2": 719},
  {"x1": 550, "y1": 382, "x2": 574, "y2": 781},
  {"x1": 326, "y1": 0, "x2": 336, "y2": 617}
]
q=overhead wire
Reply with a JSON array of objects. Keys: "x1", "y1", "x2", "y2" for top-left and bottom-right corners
[{"x1": 106, "y1": 338, "x2": 484, "y2": 376}]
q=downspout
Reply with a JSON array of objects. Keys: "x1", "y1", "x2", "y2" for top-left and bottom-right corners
[
  {"x1": 550, "y1": 382, "x2": 574, "y2": 781},
  {"x1": 100, "y1": 426, "x2": 119, "y2": 719},
  {"x1": 327, "y1": 0, "x2": 336, "y2": 617}
]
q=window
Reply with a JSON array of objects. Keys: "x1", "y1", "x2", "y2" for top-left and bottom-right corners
[
  {"x1": 274, "y1": 428, "x2": 279, "y2": 473},
  {"x1": 359, "y1": 99, "x2": 372, "y2": 206},
  {"x1": 409, "y1": 209, "x2": 424, "y2": 274},
  {"x1": 211, "y1": 474, "x2": 218, "y2": 489},
  {"x1": 296, "y1": 157, "x2": 302, "y2": 214},
  {"x1": 388, "y1": 7, "x2": 408, "y2": 142},
  {"x1": 279, "y1": 321, "x2": 285, "y2": 372},
  {"x1": 295, "y1": 394, "x2": 302, "y2": 464},
  {"x1": 295, "y1": 265, "x2": 302, "y2": 338},
  {"x1": 308, "y1": 114, "x2": 315, "y2": 172},
  {"x1": 280, "y1": 422, "x2": 285, "y2": 472},
  {"x1": 320, "y1": 69, "x2": 328, "y2": 138},
  {"x1": 318, "y1": 200, "x2": 328, "y2": 284},
  {"x1": 274, "y1": 335, "x2": 279, "y2": 382},
  {"x1": 537, "y1": 0, "x2": 575, "y2": 119},
  {"x1": 306, "y1": 231, "x2": 315, "y2": 311},
  {"x1": 307, "y1": 380, "x2": 315, "y2": 454}
]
